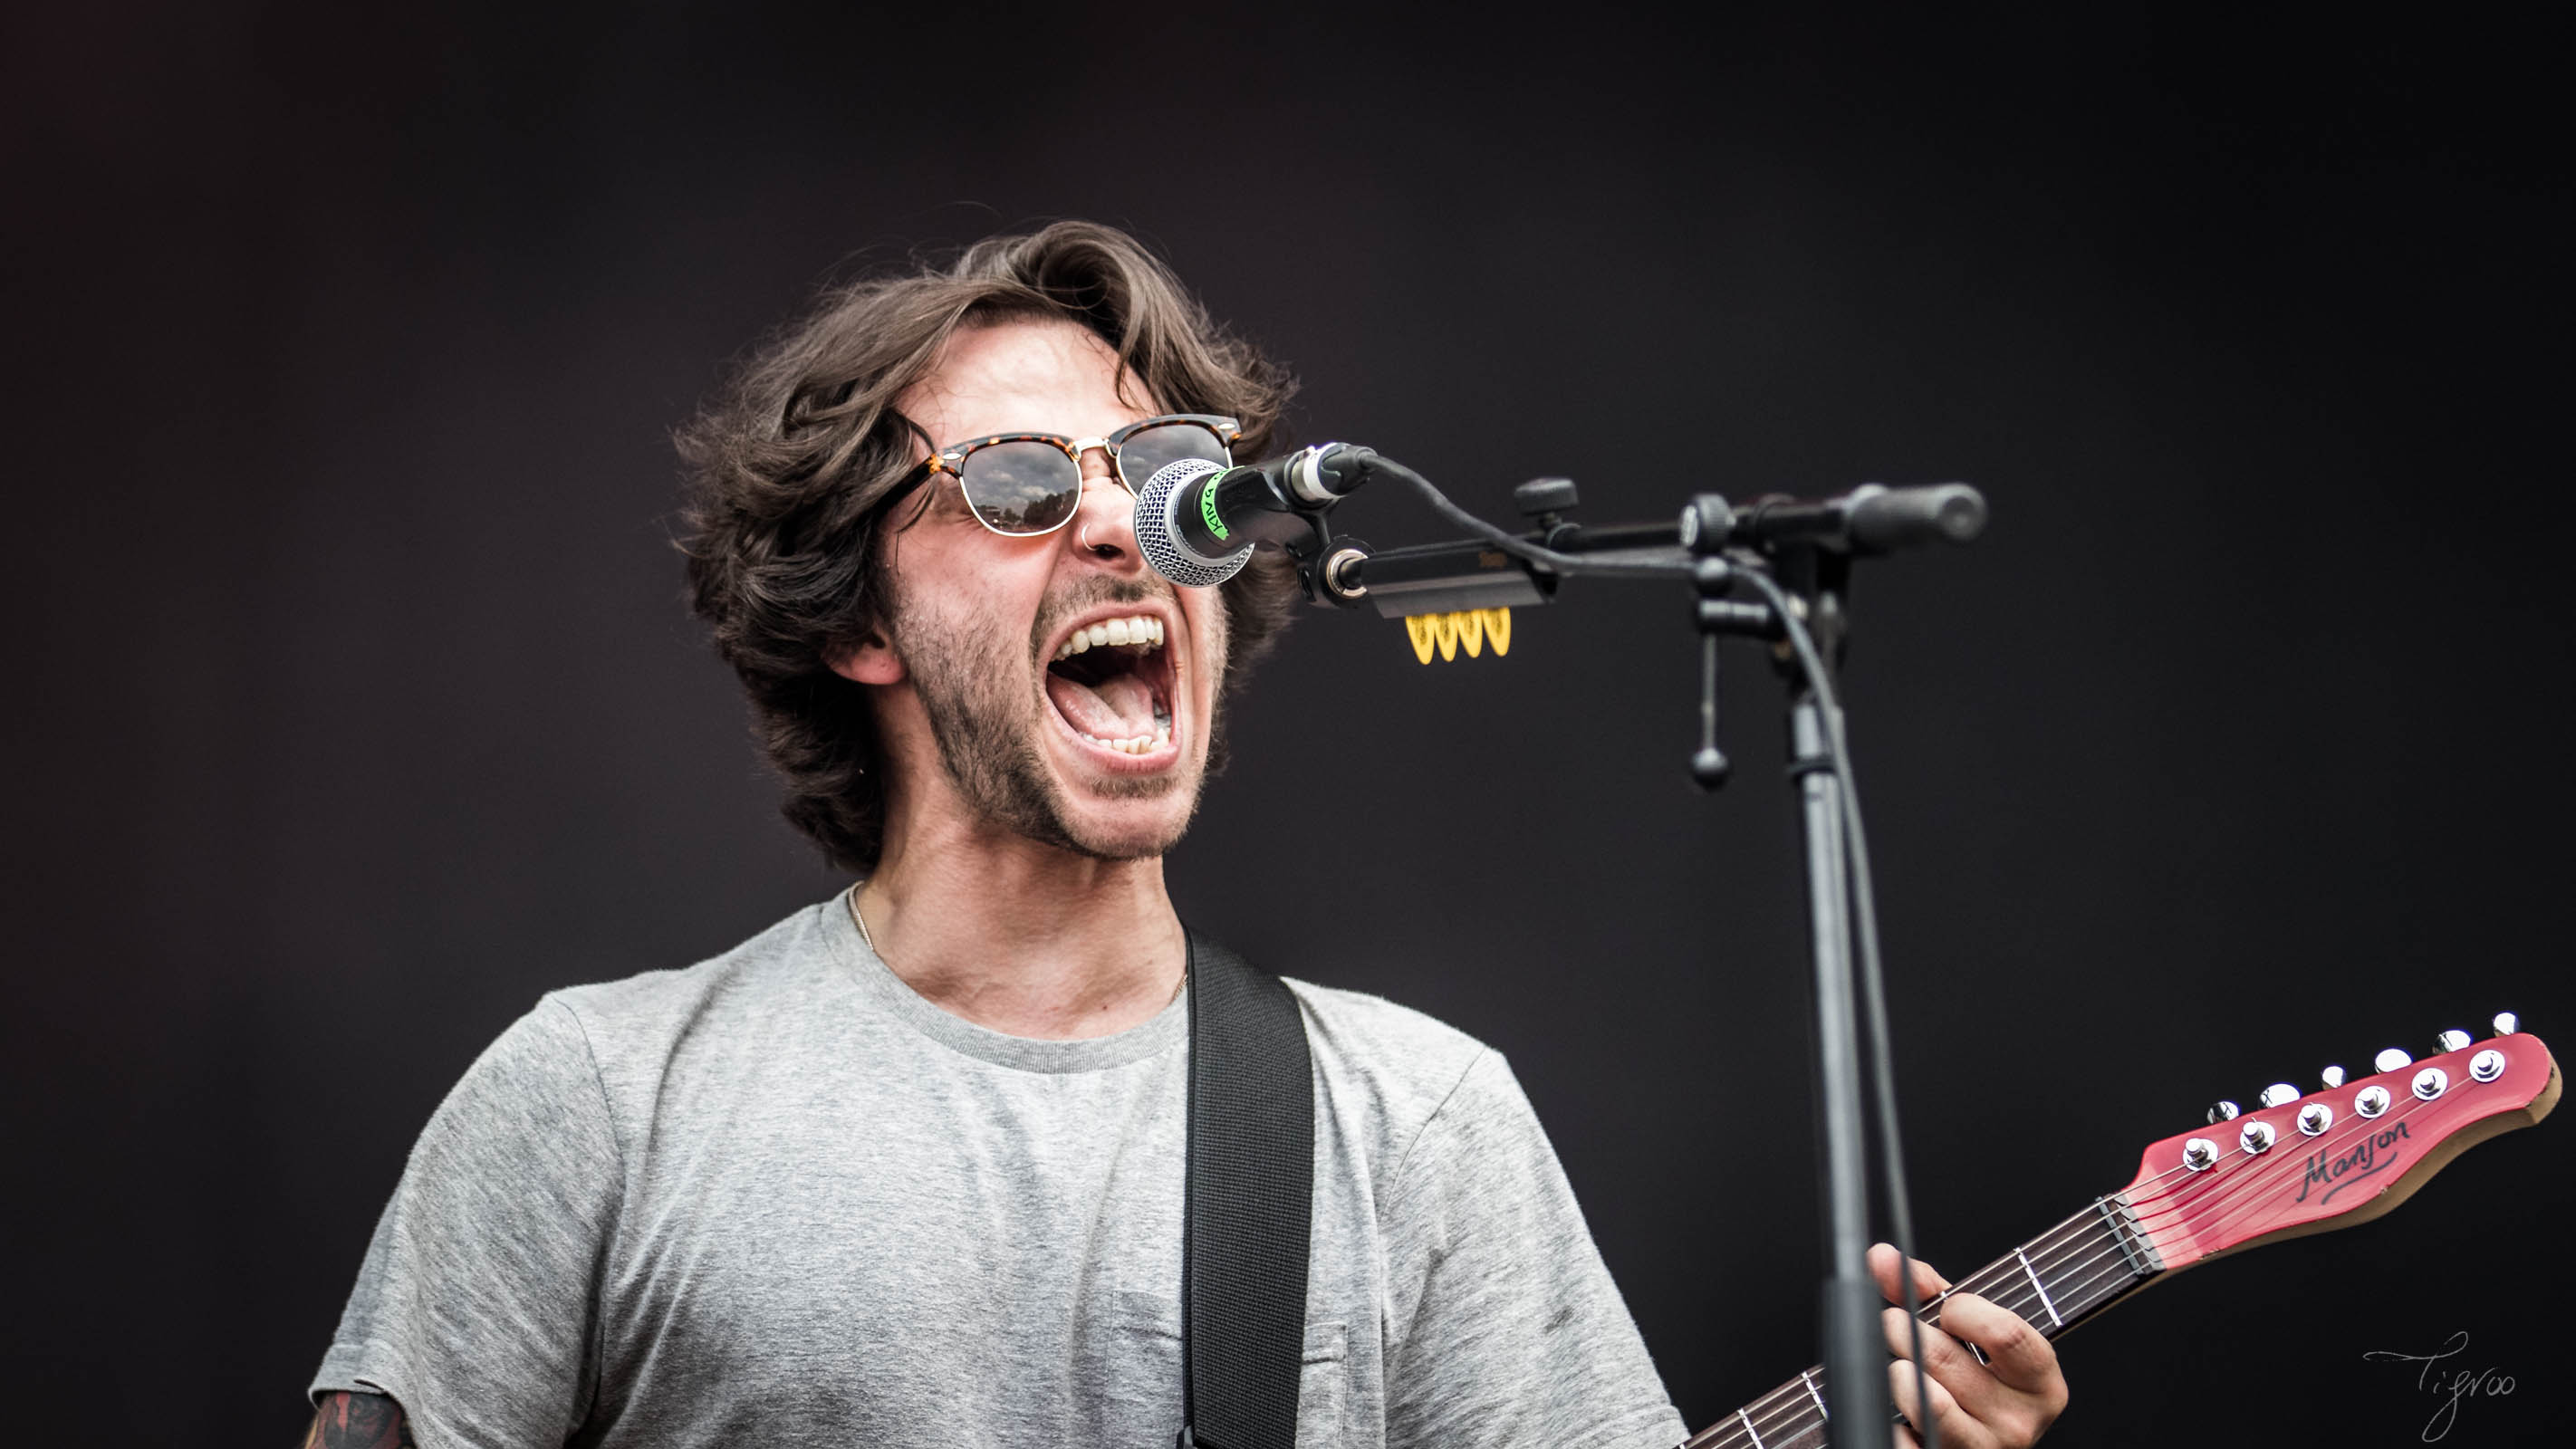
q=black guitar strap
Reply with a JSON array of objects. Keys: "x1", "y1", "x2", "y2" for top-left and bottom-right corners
[{"x1": 1175, "y1": 931, "x2": 1315, "y2": 1449}]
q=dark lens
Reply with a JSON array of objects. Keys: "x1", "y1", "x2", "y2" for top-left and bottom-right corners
[
  {"x1": 956, "y1": 440, "x2": 1081, "y2": 533},
  {"x1": 1114, "y1": 422, "x2": 1232, "y2": 493}
]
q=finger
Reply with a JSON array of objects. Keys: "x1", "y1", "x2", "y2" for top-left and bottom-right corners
[
  {"x1": 1888, "y1": 1298, "x2": 2034, "y2": 1439},
  {"x1": 1891, "y1": 1423, "x2": 1921, "y2": 1449},
  {"x1": 1882, "y1": 1304, "x2": 1976, "y2": 1378},
  {"x1": 1933, "y1": 1291, "x2": 2067, "y2": 1408},
  {"x1": 1889, "y1": 1353, "x2": 1979, "y2": 1449},
  {"x1": 1869, "y1": 1242, "x2": 1952, "y2": 1305}
]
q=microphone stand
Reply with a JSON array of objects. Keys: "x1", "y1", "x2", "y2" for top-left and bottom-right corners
[
  {"x1": 1279, "y1": 473, "x2": 1979, "y2": 1444},
  {"x1": 1696, "y1": 537, "x2": 1891, "y2": 1440}
]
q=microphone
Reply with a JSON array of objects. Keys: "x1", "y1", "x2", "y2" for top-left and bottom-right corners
[{"x1": 1133, "y1": 443, "x2": 1374, "y2": 587}]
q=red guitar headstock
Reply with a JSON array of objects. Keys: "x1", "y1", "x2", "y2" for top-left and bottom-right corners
[{"x1": 2121, "y1": 1021, "x2": 2560, "y2": 1269}]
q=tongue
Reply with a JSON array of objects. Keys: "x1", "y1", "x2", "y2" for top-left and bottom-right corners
[{"x1": 1047, "y1": 670, "x2": 1159, "y2": 741}]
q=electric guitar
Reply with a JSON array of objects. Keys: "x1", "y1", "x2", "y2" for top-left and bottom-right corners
[{"x1": 1677, "y1": 1017, "x2": 2562, "y2": 1448}]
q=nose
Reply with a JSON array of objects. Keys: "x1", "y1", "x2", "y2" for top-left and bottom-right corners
[{"x1": 1062, "y1": 453, "x2": 1141, "y2": 571}]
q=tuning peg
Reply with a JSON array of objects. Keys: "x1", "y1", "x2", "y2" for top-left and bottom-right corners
[
  {"x1": 2373, "y1": 1047, "x2": 2413, "y2": 1073},
  {"x1": 2435, "y1": 1029, "x2": 2473, "y2": 1054},
  {"x1": 2206, "y1": 1099, "x2": 2241, "y2": 1124},
  {"x1": 2321, "y1": 1065, "x2": 2346, "y2": 1089},
  {"x1": 2493, "y1": 1011, "x2": 2520, "y2": 1037},
  {"x1": 2256, "y1": 1082, "x2": 2302, "y2": 1108}
]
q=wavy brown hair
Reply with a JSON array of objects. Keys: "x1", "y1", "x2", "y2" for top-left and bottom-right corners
[{"x1": 677, "y1": 222, "x2": 1302, "y2": 871}]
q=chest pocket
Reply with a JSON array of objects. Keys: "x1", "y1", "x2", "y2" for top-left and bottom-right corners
[{"x1": 1108, "y1": 1291, "x2": 1350, "y2": 1445}]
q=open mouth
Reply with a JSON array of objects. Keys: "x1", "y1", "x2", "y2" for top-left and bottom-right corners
[{"x1": 1043, "y1": 612, "x2": 1177, "y2": 759}]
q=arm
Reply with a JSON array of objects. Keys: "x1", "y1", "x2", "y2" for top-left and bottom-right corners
[
  {"x1": 304, "y1": 1001, "x2": 622, "y2": 1446},
  {"x1": 299, "y1": 1393, "x2": 414, "y2": 1449}
]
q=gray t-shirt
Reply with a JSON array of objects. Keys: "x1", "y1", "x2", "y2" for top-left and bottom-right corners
[{"x1": 312, "y1": 897, "x2": 1684, "y2": 1448}]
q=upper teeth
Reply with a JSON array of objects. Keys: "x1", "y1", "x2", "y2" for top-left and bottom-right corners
[{"x1": 1053, "y1": 614, "x2": 1166, "y2": 660}]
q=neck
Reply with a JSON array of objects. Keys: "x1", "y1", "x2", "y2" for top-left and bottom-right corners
[
  {"x1": 859, "y1": 807, "x2": 1187, "y2": 1042},
  {"x1": 1679, "y1": 1195, "x2": 2164, "y2": 1449}
]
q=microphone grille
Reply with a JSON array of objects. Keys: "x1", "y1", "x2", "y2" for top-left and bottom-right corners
[{"x1": 1133, "y1": 458, "x2": 1249, "y2": 589}]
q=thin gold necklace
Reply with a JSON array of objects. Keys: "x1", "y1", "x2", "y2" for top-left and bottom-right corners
[
  {"x1": 846, "y1": 885, "x2": 1186, "y2": 1005},
  {"x1": 845, "y1": 883, "x2": 879, "y2": 955}
]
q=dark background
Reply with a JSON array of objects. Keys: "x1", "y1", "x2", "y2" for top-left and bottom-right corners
[{"x1": 8, "y1": 5, "x2": 2569, "y2": 1444}]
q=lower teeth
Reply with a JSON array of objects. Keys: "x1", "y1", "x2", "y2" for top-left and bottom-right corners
[{"x1": 1086, "y1": 731, "x2": 1168, "y2": 754}]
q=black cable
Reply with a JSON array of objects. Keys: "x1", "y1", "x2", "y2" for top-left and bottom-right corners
[
  {"x1": 1357, "y1": 456, "x2": 1695, "y2": 579},
  {"x1": 1735, "y1": 566, "x2": 1939, "y2": 1449}
]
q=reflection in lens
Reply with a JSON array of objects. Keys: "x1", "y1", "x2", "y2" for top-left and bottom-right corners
[
  {"x1": 1115, "y1": 423, "x2": 1231, "y2": 494},
  {"x1": 959, "y1": 440, "x2": 1081, "y2": 533}
]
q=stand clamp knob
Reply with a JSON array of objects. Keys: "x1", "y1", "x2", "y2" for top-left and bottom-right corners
[{"x1": 1679, "y1": 494, "x2": 1736, "y2": 555}]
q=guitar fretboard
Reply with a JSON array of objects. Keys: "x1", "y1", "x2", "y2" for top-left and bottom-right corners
[{"x1": 1677, "y1": 1194, "x2": 2165, "y2": 1449}]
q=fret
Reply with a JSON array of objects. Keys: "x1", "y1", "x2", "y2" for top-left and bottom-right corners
[
  {"x1": 1681, "y1": 1378, "x2": 1825, "y2": 1449},
  {"x1": 2095, "y1": 1192, "x2": 2163, "y2": 1279},
  {"x1": 2042, "y1": 1196, "x2": 2163, "y2": 1328},
  {"x1": 1945, "y1": 1252, "x2": 2043, "y2": 1341},
  {"x1": 2014, "y1": 1246, "x2": 2062, "y2": 1328}
]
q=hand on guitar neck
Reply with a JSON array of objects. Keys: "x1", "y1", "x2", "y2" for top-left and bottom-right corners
[{"x1": 1869, "y1": 1243, "x2": 2066, "y2": 1449}]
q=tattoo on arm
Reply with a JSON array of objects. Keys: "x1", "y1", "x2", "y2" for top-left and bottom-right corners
[{"x1": 300, "y1": 1391, "x2": 416, "y2": 1449}]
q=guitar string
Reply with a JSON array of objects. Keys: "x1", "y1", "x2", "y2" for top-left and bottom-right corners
[
  {"x1": 1704, "y1": 1186, "x2": 2223, "y2": 1449},
  {"x1": 2104, "y1": 1088, "x2": 2440, "y2": 1255},
  {"x1": 1681, "y1": 1088, "x2": 2458, "y2": 1449},
  {"x1": 1705, "y1": 1223, "x2": 2139, "y2": 1449},
  {"x1": 2029, "y1": 1080, "x2": 2448, "y2": 1289},
  {"x1": 1684, "y1": 1204, "x2": 2118, "y2": 1449},
  {"x1": 1697, "y1": 1201, "x2": 2127, "y2": 1449},
  {"x1": 2014, "y1": 1089, "x2": 2443, "y2": 1331},
  {"x1": 1908, "y1": 1066, "x2": 2464, "y2": 1318}
]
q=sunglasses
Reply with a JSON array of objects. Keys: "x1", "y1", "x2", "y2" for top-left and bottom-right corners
[{"x1": 909, "y1": 413, "x2": 1242, "y2": 537}]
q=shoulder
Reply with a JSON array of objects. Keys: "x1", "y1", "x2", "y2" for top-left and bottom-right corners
[
  {"x1": 391, "y1": 900, "x2": 844, "y2": 1206},
  {"x1": 539, "y1": 899, "x2": 841, "y2": 1059},
  {"x1": 1282, "y1": 978, "x2": 1492, "y2": 1089},
  {"x1": 1282, "y1": 977, "x2": 1528, "y2": 1178},
  {"x1": 468, "y1": 898, "x2": 859, "y2": 1141}
]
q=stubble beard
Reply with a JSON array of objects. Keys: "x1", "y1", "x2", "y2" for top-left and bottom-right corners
[{"x1": 890, "y1": 578, "x2": 1223, "y2": 862}]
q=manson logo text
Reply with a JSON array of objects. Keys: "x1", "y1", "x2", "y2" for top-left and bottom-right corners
[{"x1": 2295, "y1": 1118, "x2": 2410, "y2": 1205}]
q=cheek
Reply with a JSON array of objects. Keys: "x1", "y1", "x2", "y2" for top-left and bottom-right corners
[
  {"x1": 894, "y1": 583, "x2": 1024, "y2": 682},
  {"x1": 1190, "y1": 590, "x2": 1231, "y2": 696},
  {"x1": 891, "y1": 536, "x2": 1050, "y2": 657}
]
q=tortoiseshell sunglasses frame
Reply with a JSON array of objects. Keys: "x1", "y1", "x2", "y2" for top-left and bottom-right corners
[{"x1": 908, "y1": 413, "x2": 1244, "y2": 537}]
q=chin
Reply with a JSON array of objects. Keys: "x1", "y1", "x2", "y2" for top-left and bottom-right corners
[
  {"x1": 1059, "y1": 820, "x2": 1192, "y2": 863},
  {"x1": 1044, "y1": 763, "x2": 1206, "y2": 861}
]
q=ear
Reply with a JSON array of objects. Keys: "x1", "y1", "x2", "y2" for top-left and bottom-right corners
[{"x1": 829, "y1": 627, "x2": 905, "y2": 686}]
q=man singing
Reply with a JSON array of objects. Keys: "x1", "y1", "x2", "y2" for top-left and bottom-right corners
[{"x1": 303, "y1": 222, "x2": 2068, "y2": 1448}]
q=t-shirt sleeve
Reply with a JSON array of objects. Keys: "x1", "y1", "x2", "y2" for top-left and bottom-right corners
[
  {"x1": 1379, "y1": 1050, "x2": 1686, "y2": 1449},
  {"x1": 309, "y1": 997, "x2": 623, "y2": 1448}
]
